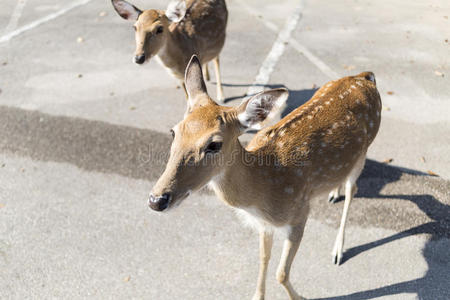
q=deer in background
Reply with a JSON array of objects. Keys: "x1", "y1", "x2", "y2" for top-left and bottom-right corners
[
  {"x1": 112, "y1": 0, "x2": 227, "y2": 101},
  {"x1": 149, "y1": 55, "x2": 381, "y2": 300}
]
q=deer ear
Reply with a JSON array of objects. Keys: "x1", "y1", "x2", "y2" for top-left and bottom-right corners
[
  {"x1": 165, "y1": 0, "x2": 187, "y2": 23},
  {"x1": 236, "y1": 88, "x2": 289, "y2": 131},
  {"x1": 185, "y1": 55, "x2": 209, "y2": 110},
  {"x1": 112, "y1": 0, "x2": 142, "y2": 21}
]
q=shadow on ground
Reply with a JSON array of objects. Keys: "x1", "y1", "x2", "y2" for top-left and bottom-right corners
[{"x1": 310, "y1": 162, "x2": 450, "y2": 299}]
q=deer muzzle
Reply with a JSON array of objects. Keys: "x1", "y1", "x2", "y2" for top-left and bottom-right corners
[{"x1": 148, "y1": 193, "x2": 172, "y2": 211}]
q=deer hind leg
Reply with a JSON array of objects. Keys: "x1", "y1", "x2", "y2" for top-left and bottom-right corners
[
  {"x1": 213, "y1": 56, "x2": 224, "y2": 102},
  {"x1": 203, "y1": 63, "x2": 210, "y2": 81},
  {"x1": 332, "y1": 154, "x2": 366, "y2": 265},
  {"x1": 252, "y1": 228, "x2": 273, "y2": 300},
  {"x1": 276, "y1": 222, "x2": 307, "y2": 300},
  {"x1": 327, "y1": 186, "x2": 341, "y2": 203}
]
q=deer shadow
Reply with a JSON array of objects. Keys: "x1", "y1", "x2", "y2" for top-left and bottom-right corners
[{"x1": 309, "y1": 160, "x2": 450, "y2": 299}]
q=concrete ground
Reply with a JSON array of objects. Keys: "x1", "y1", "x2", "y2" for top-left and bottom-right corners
[{"x1": 0, "y1": 0, "x2": 449, "y2": 299}]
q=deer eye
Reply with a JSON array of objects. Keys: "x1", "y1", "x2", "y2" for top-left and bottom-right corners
[
  {"x1": 170, "y1": 129, "x2": 175, "y2": 139},
  {"x1": 205, "y1": 141, "x2": 222, "y2": 154},
  {"x1": 156, "y1": 26, "x2": 163, "y2": 34}
]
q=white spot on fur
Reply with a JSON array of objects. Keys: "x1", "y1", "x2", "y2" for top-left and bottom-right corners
[
  {"x1": 339, "y1": 94, "x2": 344, "y2": 99},
  {"x1": 285, "y1": 187, "x2": 294, "y2": 194}
]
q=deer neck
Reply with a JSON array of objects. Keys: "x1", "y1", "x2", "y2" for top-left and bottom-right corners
[
  {"x1": 209, "y1": 139, "x2": 267, "y2": 209},
  {"x1": 155, "y1": 29, "x2": 187, "y2": 79}
]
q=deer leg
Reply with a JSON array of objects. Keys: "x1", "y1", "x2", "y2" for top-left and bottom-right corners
[
  {"x1": 276, "y1": 223, "x2": 307, "y2": 300},
  {"x1": 203, "y1": 63, "x2": 210, "y2": 81},
  {"x1": 252, "y1": 228, "x2": 273, "y2": 300},
  {"x1": 213, "y1": 56, "x2": 224, "y2": 102},
  {"x1": 332, "y1": 181, "x2": 354, "y2": 265},
  {"x1": 327, "y1": 186, "x2": 341, "y2": 203},
  {"x1": 332, "y1": 155, "x2": 365, "y2": 265}
]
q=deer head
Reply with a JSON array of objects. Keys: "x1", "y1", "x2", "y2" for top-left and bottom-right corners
[
  {"x1": 148, "y1": 55, "x2": 288, "y2": 211},
  {"x1": 112, "y1": 0, "x2": 187, "y2": 64}
]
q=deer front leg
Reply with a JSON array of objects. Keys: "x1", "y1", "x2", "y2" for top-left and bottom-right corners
[
  {"x1": 252, "y1": 228, "x2": 273, "y2": 300},
  {"x1": 276, "y1": 223, "x2": 306, "y2": 300},
  {"x1": 213, "y1": 56, "x2": 224, "y2": 102},
  {"x1": 203, "y1": 63, "x2": 210, "y2": 81}
]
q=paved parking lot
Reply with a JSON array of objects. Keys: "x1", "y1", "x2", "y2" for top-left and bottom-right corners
[{"x1": 0, "y1": 0, "x2": 449, "y2": 299}]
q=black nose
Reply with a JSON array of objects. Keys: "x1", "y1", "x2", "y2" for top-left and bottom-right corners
[
  {"x1": 135, "y1": 54, "x2": 145, "y2": 64},
  {"x1": 148, "y1": 193, "x2": 171, "y2": 211}
]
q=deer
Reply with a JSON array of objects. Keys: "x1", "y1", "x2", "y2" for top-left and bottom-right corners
[
  {"x1": 148, "y1": 55, "x2": 381, "y2": 300},
  {"x1": 111, "y1": 0, "x2": 227, "y2": 101}
]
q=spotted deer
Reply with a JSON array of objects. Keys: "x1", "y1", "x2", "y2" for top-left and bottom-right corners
[
  {"x1": 111, "y1": 0, "x2": 227, "y2": 101},
  {"x1": 149, "y1": 56, "x2": 381, "y2": 300}
]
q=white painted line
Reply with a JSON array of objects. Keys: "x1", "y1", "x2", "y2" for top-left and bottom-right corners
[
  {"x1": 246, "y1": 1, "x2": 304, "y2": 96},
  {"x1": 238, "y1": 1, "x2": 339, "y2": 81},
  {"x1": 3, "y1": 0, "x2": 28, "y2": 35},
  {"x1": 288, "y1": 39, "x2": 340, "y2": 79},
  {"x1": 0, "y1": 0, "x2": 93, "y2": 44}
]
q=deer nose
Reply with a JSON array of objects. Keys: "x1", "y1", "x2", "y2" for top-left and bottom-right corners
[
  {"x1": 134, "y1": 54, "x2": 145, "y2": 64},
  {"x1": 148, "y1": 193, "x2": 171, "y2": 211}
]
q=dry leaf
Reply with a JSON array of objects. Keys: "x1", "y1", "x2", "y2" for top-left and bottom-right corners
[
  {"x1": 129, "y1": 106, "x2": 136, "y2": 111},
  {"x1": 124, "y1": 275, "x2": 131, "y2": 282},
  {"x1": 343, "y1": 65, "x2": 355, "y2": 71},
  {"x1": 1, "y1": 163, "x2": 5, "y2": 167},
  {"x1": 444, "y1": 16, "x2": 448, "y2": 19},
  {"x1": 387, "y1": 91, "x2": 394, "y2": 95},
  {"x1": 434, "y1": 70, "x2": 444, "y2": 77},
  {"x1": 427, "y1": 170, "x2": 438, "y2": 176},
  {"x1": 77, "y1": 37, "x2": 84, "y2": 43},
  {"x1": 420, "y1": 156, "x2": 426, "y2": 163},
  {"x1": 445, "y1": 39, "x2": 448, "y2": 43},
  {"x1": 77, "y1": 74, "x2": 83, "y2": 78},
  {"x1": 382, "y1": 158, "x2": 393, "y2": 164},
  {"x1": 2, "y1": 62, "x2": 7, "y2": 66}
]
